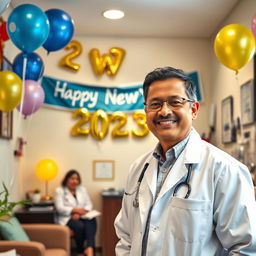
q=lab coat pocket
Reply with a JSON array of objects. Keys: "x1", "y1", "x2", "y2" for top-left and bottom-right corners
[{"x1": 169, "y1": 197, "x2": 211, "y2": 243}]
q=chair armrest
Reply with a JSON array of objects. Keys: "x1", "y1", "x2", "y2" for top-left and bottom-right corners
[
  {"x1": 22, "y1": 224, "x2": 70, "y2": 252},
  {"x1": 0, "y1": 240, "x2": 45, "y2": 256}
]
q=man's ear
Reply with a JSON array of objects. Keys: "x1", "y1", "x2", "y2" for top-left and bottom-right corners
[{"x1": 191, "y1": 102, "x2": 200, "y2": 120}]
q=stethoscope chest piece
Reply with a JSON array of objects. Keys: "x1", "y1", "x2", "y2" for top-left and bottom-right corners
[{"x1": 133, "y1": 198, "x2": 139, "y2": 208}]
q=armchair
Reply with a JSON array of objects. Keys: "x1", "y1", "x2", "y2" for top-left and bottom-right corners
[{"x1": 0, "y1": 224, "x2": 70, "y2": 256}]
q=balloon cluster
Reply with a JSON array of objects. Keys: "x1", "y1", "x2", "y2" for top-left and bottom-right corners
[
  {"x1": 214, "y1": 23, "x2": 255, "y2": 74},
  {"x1": 0, "y1": 3, "x2": 74, "y2": 117}
]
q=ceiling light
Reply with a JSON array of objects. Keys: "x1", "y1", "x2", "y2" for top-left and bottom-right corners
[{"x1": 103, "y1": 9, "x2": 125, "y2": 20}]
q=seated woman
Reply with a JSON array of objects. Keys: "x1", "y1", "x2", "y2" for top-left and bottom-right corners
[{"x1": 55, "y1": 169, "x2": 97, "y2": 256}]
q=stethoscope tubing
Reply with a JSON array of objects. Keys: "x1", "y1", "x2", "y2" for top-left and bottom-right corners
[{"x1": 125, "y1": 163, "x2": 193, "y2": 208}]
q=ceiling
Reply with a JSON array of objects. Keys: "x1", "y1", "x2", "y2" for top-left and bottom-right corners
[{"x1": 10, "y1": 0, "x2": 239, "y2": 38}]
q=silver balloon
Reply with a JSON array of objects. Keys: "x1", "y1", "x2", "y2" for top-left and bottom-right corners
[{"x1": 0, "y1": 0, "x2": 11, "y2": 15}]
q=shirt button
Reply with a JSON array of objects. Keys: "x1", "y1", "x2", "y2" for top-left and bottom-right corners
[{"x1": 152, "y1": 226, "x2": 159, "y2": 232}]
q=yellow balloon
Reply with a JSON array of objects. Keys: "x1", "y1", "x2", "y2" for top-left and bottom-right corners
[
  {"x1": 71, "y1": 108, "x2": 90, "y2": 136},
  {"x1": 110, "y1": 111, "x2": 129, "y2": 138},
  {"x1": 89, "y1": 47, "x2": 126, "y2": 76},
  {"x1": 59, "y1": 40, "x2": 82, "y2": 72},
  {"x1": 131, "y1": 110, "x2": 149, "y2": 138},
  {"x1": 0, "y1": 71, "x2": 22, "y2": 112},
  {"x1": 90, "y1": 109, "x2": 109, "y2": 140},
  {"x1": 35, "y1": 159, "x2": 58, "y2": 181},
  {"x1": 107, "y1": 47, "x2": 126, "y2": 76},
  {"x1": 214, "y1": 24, "x2": 255, "y2": 73}
]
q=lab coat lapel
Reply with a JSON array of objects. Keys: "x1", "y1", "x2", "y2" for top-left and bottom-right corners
[
  {"x1": 139, "y1": 157, "x2": 158, "y2": 230},
  {"x1": 144, "y1": 157, "x2": 158, "y2": 197},
  {"x1": 64, "y1": 187, "x2": 77, "y2": 205},
  {"x1": 156, "y1": 153, "x2": 188, "y2": 201},
  {"x1": 156, "y1": 129, "x2": 202, "y2": 202}
]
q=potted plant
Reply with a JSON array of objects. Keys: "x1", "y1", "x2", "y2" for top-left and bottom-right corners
[
  {"x1": 0, "y1": 183, "x2": 27, "y2": 220},
  {"x1": 31, "y1": 189, "x2": 41, "y2": 203}
]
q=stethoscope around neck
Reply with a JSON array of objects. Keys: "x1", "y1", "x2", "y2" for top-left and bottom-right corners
[{"x1": 124, "y1": 162, "x2": 193, "y2": 208}]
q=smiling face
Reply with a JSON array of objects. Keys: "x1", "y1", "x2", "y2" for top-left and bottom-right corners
[
  {"x1": 145, "y1": 78, "x2": 199, "y2": 154},
  {"x1": 66, "y1": 173, "x2": 80, "y2": 191}
]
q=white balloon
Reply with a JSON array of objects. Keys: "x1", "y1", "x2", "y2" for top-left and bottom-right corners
[{"x1": 0, "y1": 0, "x2": 11, "y2": 15}]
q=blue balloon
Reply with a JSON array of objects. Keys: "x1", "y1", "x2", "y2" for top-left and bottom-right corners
[
  {"x1": 43, "y1": 9, "x2": 74, "y2": 53},
  {"x1": 13, "y1": 52, "x2": 44, "y2": 81},
  {"x1": 7, "y1": 4, "x2": 50, "y2": 53}
]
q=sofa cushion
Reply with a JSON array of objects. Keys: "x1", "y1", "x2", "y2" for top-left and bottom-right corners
[
  {"x1": 45, "y1": 249, "x2": 67, "y2": 256},
  {"x1": 0, "y1": 217, "x2": 30, "y2": 241}
]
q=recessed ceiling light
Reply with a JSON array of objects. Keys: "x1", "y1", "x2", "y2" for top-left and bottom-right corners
[{"x1": 103, "y1": 9, "x2": 125, "y2": 20}]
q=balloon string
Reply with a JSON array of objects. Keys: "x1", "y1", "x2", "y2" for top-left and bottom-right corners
[
  {"x1": 20, "y1": 56, "x2": 27, "y2": 118},
  {"x1": 235, "y1": 74, "x2": 244, "y2": 144},
  {"x1": 17, "y1": 55, "x2": 27, "y2": 136},
  {"x1": 24, "y1": 101, "x2": 36, "y2": 141}
]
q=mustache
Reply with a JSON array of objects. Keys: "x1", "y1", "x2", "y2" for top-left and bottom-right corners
[{"x1": 154, "y1": 114, "x2": 179, "y2": 123}]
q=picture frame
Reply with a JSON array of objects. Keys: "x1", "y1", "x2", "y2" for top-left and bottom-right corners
[
  {"x1": 221, "y1": 96, "x2": 234, "y2": 144},
  {"x1": 93, "y1": 160, "x2": 115, "y2": 181},
  {"x1": 240, "y1": 79, "x2": 256, "y2": 125},
  {"x1": 0, "y1": 111, "x2": 13, "y2": 139},
  {"x1": 0, "y1": 56, "x2": 12, "y2": 72},
  {"x1": 0, "y1": 56, "x2": 13, "y2": 140}
]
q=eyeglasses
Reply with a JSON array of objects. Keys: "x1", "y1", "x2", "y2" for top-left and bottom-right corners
[{"x1": 144, "y1": 96, "x2": 194, "y2": 112}]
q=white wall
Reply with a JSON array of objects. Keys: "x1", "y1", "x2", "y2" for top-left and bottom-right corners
[
  {"x1": 0, "y1": 8, "x2": 26, "y2": 202},
  {"x1": 23, "y1": 37, "x2": 212, "y2": 197},
  {"x1": 210, "y1": 0, "x2": 256, "y2": 160},
  {"x1": 4, "y1": 0, "x2": 255, "y2": 247},
  {"x1": 1, "y1": 34, "x2": 212, "y2": 246},
  {"x1": 2, "y1": 0, "x2": 255, "y2": 247}
]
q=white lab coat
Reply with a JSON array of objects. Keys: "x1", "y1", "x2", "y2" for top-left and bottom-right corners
[
  {"x1": 115, "y1": 129, "x2": 256, "y2": 256},
  {"x1": 54, "y1": 186, "x2": 93, "y2": 226}
]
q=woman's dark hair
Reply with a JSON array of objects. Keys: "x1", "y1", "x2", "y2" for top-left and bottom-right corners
[
  {"x1": 62, "y1": 169, "x2": 81, "y2": 187},
  {"x1": 143, "y1": 67, "x2": 197, "y2": 101}
]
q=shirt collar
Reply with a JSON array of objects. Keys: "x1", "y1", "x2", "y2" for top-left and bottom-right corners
[{"x1": 153, "y1": 131, "x2": 192, "y2": 162}]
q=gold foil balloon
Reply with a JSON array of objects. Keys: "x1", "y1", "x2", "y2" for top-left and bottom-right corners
[
  {"x1": 90, "y1": 109, "x2": 109, "y2": 140},
  {"x1": 71, "y1": 108, "x2": 90, "y2": 136},
  {"x1": 110, "y1": 111, "x2": 129, "y2": 138},
  {"x1": 35, "y1": 159, "x2": 58, "y2": 181},
  {"x1": 59, "y1": 40, "x2": 82, "y2": 72},
  {"x1": 132, "y1": 110, "x2": 149, "y2": 138},
  {"x1": 89, "y1": 47, "x2": 125, "y2": 76},
  {"x1": 214, "y1": 24, "x2": 255, "y2": 74},
  {"x1": 0, "y1": 71, "x2": 22, "y2": 112},
  {"x1": 107, "y1": 47, "x2": 126, "y2": 76}
]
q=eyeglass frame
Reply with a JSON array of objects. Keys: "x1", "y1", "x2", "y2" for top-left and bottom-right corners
[{"x1": 144, "y1": 95, "x2": 195, "y2": 112}]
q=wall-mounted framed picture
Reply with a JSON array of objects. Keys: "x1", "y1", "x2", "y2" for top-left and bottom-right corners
[
  {"x1": 240, "y1": 79, "x2": 256, "y2": 125},
  {"x1": 0, "y1": 56, "x2": 12, "y2": 71},
  {"x1": 0, "y1": 56, "x2": 13, "y2": 140},
  {"x1": 221, "y1": 96, "x2": 234, "y2": 144},
  {"x1": 93, "y1": 160, "x2": 115, "y2": 181},
  {"x1": 0, "y1": 111, "x2": 13, "y2": 139}
]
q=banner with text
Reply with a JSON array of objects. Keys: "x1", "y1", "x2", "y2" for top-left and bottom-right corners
[
  {"x1": 41, "y1": 76, "x2": 144, "y2": 112},
  {"x1": 41, "y1": 71, "x2": 202, "y2": 112}
]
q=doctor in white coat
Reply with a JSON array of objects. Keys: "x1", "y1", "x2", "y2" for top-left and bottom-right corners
[
  {"x1": 55, "y1": 169, "x2": 96, "y2": 256},
  {"x1": 114, "y1": 67, "x2": 256, "y2": 256}
]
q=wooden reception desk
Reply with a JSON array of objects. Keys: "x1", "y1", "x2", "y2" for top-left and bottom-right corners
[{"x1": 102, "y1": 193, "x2": 123, "y2": 256}]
